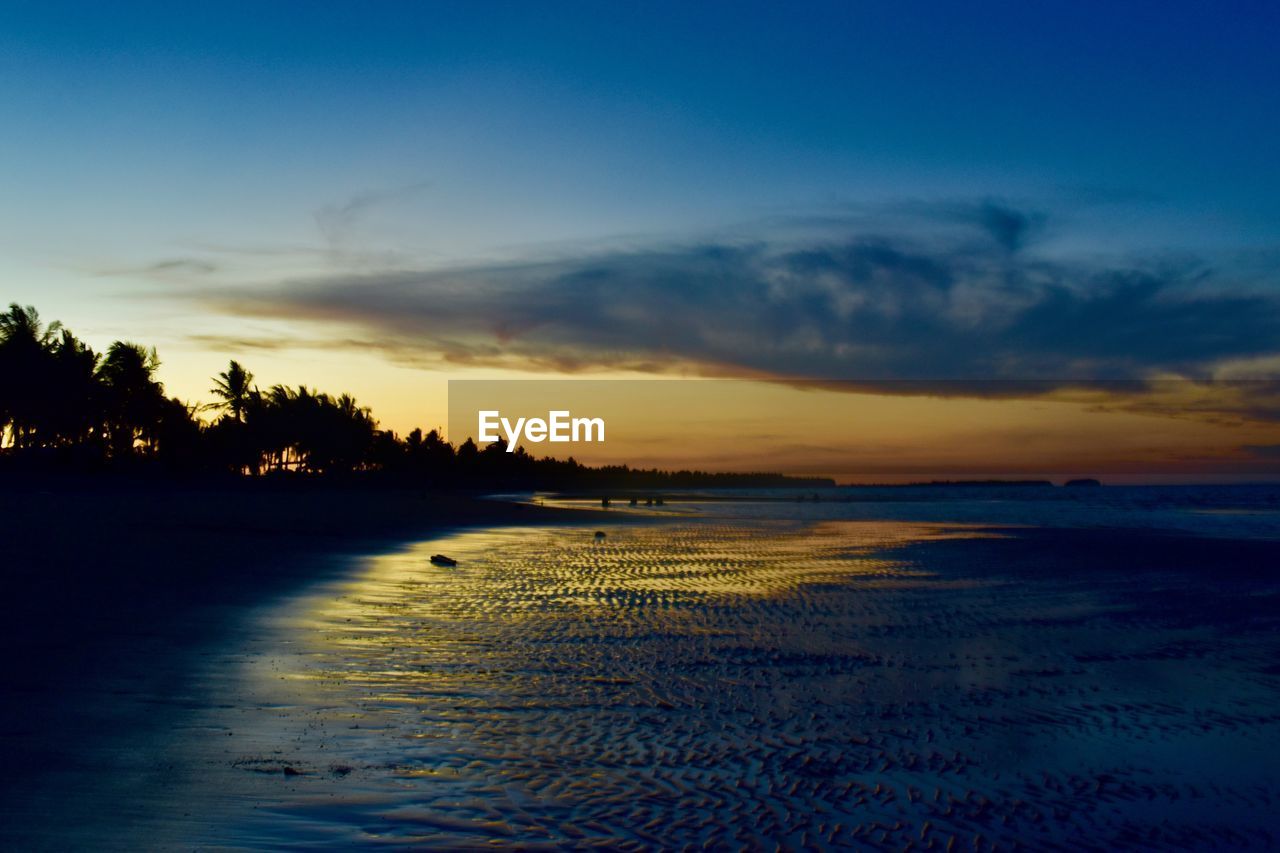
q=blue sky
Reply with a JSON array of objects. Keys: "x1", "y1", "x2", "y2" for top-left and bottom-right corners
[{"x1": 1, "y1": 1, "x2": 1278, "y2": 429}]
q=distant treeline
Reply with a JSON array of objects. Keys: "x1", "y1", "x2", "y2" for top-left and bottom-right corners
[{"x1": 0, "y1": 304, "x2": 832, "y2": 489}]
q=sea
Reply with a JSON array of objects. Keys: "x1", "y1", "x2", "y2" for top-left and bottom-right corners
[{"x1": 161, "y1": 485, "x2": 1280, "y2": 848}]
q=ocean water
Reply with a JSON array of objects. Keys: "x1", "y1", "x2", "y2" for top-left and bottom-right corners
[
  {"x1": 174, "y1": 487, "x2": 1280, "y2": 848},
  {"x1": 541, "y1": 483, "x2": 1280, "y2": 540}
]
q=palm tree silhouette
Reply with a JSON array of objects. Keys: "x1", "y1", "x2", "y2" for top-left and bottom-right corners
[
  {"x1": 97, "y1": 342, "x2": 164, "y2": 457},
  {"x1": 0, "y1": 304, "x2": 63, "y2": 448},
  {"x1": 1, "y1": 302, "x2": 832, "y2": 489},
  {"x1": 0, "y1": 303, "x2": 60, "y2": 346},
  {"x1": 210, "y1": 360, "x2": 255, "y2": 423},
  {"x1": 47, "y1": 329, "x2": 102, "y2": 448}
]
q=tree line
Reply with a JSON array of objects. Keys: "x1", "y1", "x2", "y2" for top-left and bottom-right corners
[{"x1": 0, "y1": 304, "x2": 832, "y2": 489}]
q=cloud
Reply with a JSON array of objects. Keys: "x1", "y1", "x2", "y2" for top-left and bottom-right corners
[
  {"x1": 976, "y1": 201, "x2": 1044, "y2": 252},
  {"x1": 95, "y1": 257, "x2": 220, "y2": 277},
  {"x1": 315, "y1": 181, "x2": 433, "y2": 249},
  {"x1": 147, "y1": 258, "x2": 219, "y2": 274},
  {"x1": 1242, "y1": 443, "x2": 1280, "y2": 459},
  {"x1": 186, "y1": 332, "x2": 388, "y2": 355},
  {"x1": 198, "y1": 203, "x2": 1280, "y2": 393}
]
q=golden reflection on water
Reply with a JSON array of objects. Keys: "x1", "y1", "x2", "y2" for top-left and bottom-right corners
[
  {"x1": 213, "y1": 518, "x2": 1280, "y2": 848},
  {"x1": 251, "y1": 521, "x2": 1005, "y2": 783},
  {"x1": 322, "y1": 519, "x2": 997, "y2": 616},
  {"x1": 287, "y1": 522, "x2": 1001, "y2": 699},
  {"x1": 263, "y1": 521, "x2": 1002, "y2": 744}
]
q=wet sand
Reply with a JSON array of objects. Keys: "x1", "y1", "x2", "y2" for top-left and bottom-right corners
[
  {"x1": 0, "y1": 481, "x2": 599, "y2": 849},
  {"x1": 29, "y1": 515, "x2": 1275, "y2": 850}
]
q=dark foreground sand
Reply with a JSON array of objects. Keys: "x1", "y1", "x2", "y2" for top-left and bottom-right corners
[{"x1": 0, "y1": 480, "x2": 596, "y2": 848}]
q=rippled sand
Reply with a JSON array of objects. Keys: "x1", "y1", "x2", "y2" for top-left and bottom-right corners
[{"x1": 181, "y1": 520, "x2": 1280, "y2": 849}]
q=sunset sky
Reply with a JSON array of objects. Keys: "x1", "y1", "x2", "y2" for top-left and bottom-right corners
[{"x1": 3, "y1": 1, "x2": 1279, "y2": 479}]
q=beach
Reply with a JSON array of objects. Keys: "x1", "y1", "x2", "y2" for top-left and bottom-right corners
[
  {"x1": 8, "y1": 3, "x2": 1279, "y2": 847},
  {"x1": 0, "y1": 480, "x2": 598, "y2": 849},
  {"x1": 2, "y1": 487, "x2": 1280, "y2": 848}
]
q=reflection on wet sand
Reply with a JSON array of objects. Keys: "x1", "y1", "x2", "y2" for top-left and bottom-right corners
[{"x1": 200, "y1": 520, "x2": 1280, "y2": 849}]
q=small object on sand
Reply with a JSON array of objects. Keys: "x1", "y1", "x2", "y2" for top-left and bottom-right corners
[
  {"x1": 629, "y1": 497, "x2": 638, "y2": 506},
  {"x1": 429, "y1": 554, "x2": 458, "y2": 567},
  {"x1": 594, "y1": 530, "x2": 607, "y2": 539},
  {"x1": 601, "y1": 497, "x2": 611, "y2": 507}
]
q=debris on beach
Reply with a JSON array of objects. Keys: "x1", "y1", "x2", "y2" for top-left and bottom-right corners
[
  {"x1": 230, "y1": 757, "x2": 312, "y2": 777},
  {"x1": 594, "y1": 530, "x2": 607, "y2": 539},
  {"x1": 429, "y1": 554, "x2": 458, "y2": 567}
]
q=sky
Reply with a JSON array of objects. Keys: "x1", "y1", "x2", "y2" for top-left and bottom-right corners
[{"x1": 2, "y1": 1, "x2": 1279, "y2": 479}]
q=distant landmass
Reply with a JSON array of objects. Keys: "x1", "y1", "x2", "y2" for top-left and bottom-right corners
[{"x1": 840, "y1": 479, "x2": 1057, "y2": 488}]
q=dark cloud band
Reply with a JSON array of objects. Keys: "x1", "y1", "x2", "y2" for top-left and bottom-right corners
[{"x1": 201, "y1": 203, "x2": 1280, "y2": 389}]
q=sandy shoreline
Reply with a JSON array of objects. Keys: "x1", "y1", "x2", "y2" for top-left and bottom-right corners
[
  {"x1": 3, "y1": 487, "x2": 1280, "y2": 848},
  {"x1": 0, "y1": 481, "x2": 599, "y2": 848},
  {"x1": 135, "y1": 518, "x2": 1280, "y2": 848}
]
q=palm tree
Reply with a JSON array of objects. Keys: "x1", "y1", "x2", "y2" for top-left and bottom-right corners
[
  {"x1": 210, "y1": 360, "x2": 255, "y2": 423},
  {"x1": 0, "y1": 303, "x2": 60, "y2": 347},
  {"x1": 97, "y1": 342, "x2": 164, "y2": 457},
  {"x1": 153, "y1": 397, "x2": 204, "y2": 468},
  {"x1": 46, "y1": 329, "x2": 102, "y2": 448},
  {"x1": 324, "y1": 393, "x2": 376, "y2": 474},
  {"x1": 257, "y1": 384, "x2": 313, "y2": 471},
  {"x1": 0, "y1": 304, "x2": 63, "y2": 448}
]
